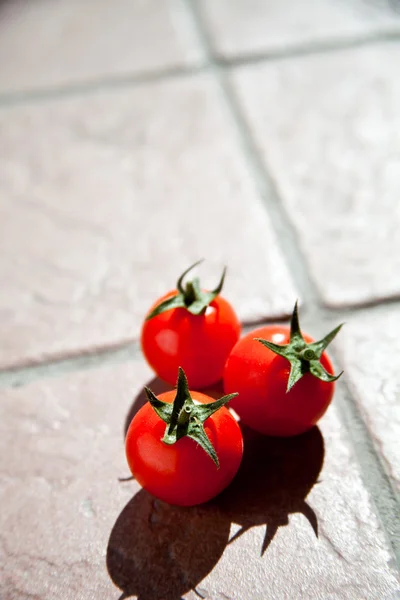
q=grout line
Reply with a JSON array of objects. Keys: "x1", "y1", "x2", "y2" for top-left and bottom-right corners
[
  {"x1": 0, "y1": 0, "x2": 398, "y2": 562},
  {"x1": 298, "y1": 295, "x2": 400, "y2": 324},
  {"x1": 0, "y1": 298, "x2": 399, "y2": 388},
  {"x1": 0, "y1": 312, "x2": 325, "y2": 387},
  {"x1": 333, "y1": 378, "x2": 400, "y2": 565},
  {"x1": 0, "y1": 64, "x2": 207, "y2": 108},
  {"x1": 185, "y1": 0, "x2": 400, "y2": 566},
  {"x1": 222, "y1": 79, "x2": 322, "y2": 309},
  {"x1": 0, "y1": 32, "x2": 399, "y2": 107},
  {"x1": 216, "y1": 29, "x2": 400, "y2": 68},
  {"x1": 185, "y1": 0, "x2": 321, "y2": 310},
  {"x1": 311, "y1": 312, "x2": 400, "y2": 567},
  {"x1": 0, "y1": 303, "x2": 381, "y2": 387},
  {"x1": 0, "y1": 341, "x2": 141, "y2": 389},
  {"x1": 323, "y1": 293, "x2": 400, "y2": 312},
  {"x1": 216, "y1": 75, "x2": 321, "y2": 310}
]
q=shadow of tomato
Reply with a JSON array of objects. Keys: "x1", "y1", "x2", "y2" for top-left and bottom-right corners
[
  {"x1": 111, "y1": 377, "x2": 324, "y2": 600},
  {"x1": 107, "y1": 489, "x2": 230, "y2": 600},
  {"x1": 216, "y1": 425, "x2": 324, "y2": 555}
]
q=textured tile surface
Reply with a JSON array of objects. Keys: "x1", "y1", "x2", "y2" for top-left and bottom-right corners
[
  {"x1": 199, "y1": 0, "x2": 400, "y2": 59},
  {"x1": 0, "y1": 364, "x2": 399, "y2": 599},
  {"x1": 0, "y1": 362, "x2": 151, "y2": 600},
  {"x1": 231, "y1": 43, "x2": 400, "y2": 307},
  {"x1": 208, "y1": 409, "x2": 400, "y2": 600},
  {"x1": 336, "y1": 306, "x2": 400, "y2": 495},
  {"x1": 0, "y1": 75, "x2": 297, "y2": 369},
  {"x1": 0, "y1": 0, "x2": 203, "y2": 93}
]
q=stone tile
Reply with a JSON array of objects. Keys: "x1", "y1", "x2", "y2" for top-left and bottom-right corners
[
  {"x1": 204, "y1": 408, "x2": 400, "y2": 600},
  {"x1": 0, "y1": 361, "x2": 151, "y2": 600},
  {"x1": 0, "y1": 0, "x2": 203, "y2": 94},
  {"x1": 230, "y1": 43, "x2": 400, "y2": 307},
  {"x1": 199, "y1": 0, "x2": 400, "y2": 59},
  {"x1": 0, "y1": 75, "x2": 297, "y2": 369},
  {"x1": 1, "y1": 364, "x2": 399, "y2": 599},
  {"x1": 335, "y1": 306, "x2": 400, "y2": 494}
]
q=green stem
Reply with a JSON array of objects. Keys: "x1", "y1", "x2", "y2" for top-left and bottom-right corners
[
  {"x1": 183, "y1": 282, "x2": 196, "y2": 306},
  {"x1": 177, "y1": 405, "x2": 192, "y2": 426},
  {"x1": 300, "y1": 348, "x2": 316, "y2": 361}
]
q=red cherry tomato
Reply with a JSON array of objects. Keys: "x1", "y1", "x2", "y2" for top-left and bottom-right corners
[
  {"x1": 141, "y1": 263, "x2": 240, "y2": 389},
  {"x1": 223, "y1": 305, "x2": 342, "y2": 437},
  {"x1": 126, "y1": 386, "x2": 243, "y2": 506}
]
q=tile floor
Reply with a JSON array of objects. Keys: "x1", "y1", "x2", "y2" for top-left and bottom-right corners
[{"x1": 1, "y1": 1, "x2": 399, "y2": 598}]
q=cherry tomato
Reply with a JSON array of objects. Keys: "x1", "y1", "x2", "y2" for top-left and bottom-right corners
[
  {"x1": 223, "y1": 303, "x2": 342, "y2": 437},
  {"x1": 126, "y1": 368, "x2": 243, "y2": 506},
  {"x1": 141, "y1": 262, "x2": 240, "y2": 389}
]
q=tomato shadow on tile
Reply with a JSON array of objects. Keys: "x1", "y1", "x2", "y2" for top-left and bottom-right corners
[
  {"x1": 109, "y1": 376, "x2": 232, "y2": 599},
  {"x1": 215, "y1": 424, "x2": 325, "y2": 555},
  {"x1": 110, "y1": 377, "x2": 324, "y2": 598},
  {"x1": 107, "y1": 488, "x2": 230, "y2": 600},
  {"x1": 122, "y1": 377, "x2": 324, "y2": 555}
]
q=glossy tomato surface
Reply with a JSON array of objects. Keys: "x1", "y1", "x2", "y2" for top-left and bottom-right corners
[
  {"x1": 223, "y1": 326, "x2": 335, "y2": 437},
  {"x1": 141, "y1": 290, "x2": 240, "y2": 389},
  {"x1": 125, "y1": 389, "x2": 243, "y2": 506}
]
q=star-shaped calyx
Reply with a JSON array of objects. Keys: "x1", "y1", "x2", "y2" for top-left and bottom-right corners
[
  {"x1": 146, "y1": 260, "x2": 226, "y2": 320},
  {"x1": 255, "y1": 302, "x2": 344, "y2": 393},
  {"x1": 144, "y1": 367, "x2": 238, "y2": 467}
]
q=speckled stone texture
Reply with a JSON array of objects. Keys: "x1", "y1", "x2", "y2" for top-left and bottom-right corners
[
  {"x1": 0, "y1": 75, "x2": 297, "y2": 370},
  {"x1": 199, "y1": 0, "x2": 400, "y2": 59},
  {"x1": 230, "y1": 43, "x2": 400, "y2": 307},
  {"x1": 0, "y1": 364, "x2": 399, "y2": 599},
  {"x1": 0, "y1": 0, "x2": 203, "y2": 93},
  {"x1": 335, "y1": 306, "x2": 400, "y2": 495},
  {"x1": 1, "y1": 1, "x2": 400, "y2": 598},
  {"x1": 0, "y1": 363, "x2": 149, "y2": 600}
]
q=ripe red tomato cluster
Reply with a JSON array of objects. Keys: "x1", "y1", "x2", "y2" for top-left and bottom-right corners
[{"x1": 126, "y1": 262, "x2": 343, "y2": 506}]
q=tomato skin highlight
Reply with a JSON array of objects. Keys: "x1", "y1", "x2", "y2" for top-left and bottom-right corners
[
  {"x1": 223, "y1": 326, "x2": 336, "y2": 437},
  {"x1": 125, "y1": 389, "x2": 243, "y2": 506},
  {"x1": 141, "y1": 290, "x2": 241, "y2": 389}
]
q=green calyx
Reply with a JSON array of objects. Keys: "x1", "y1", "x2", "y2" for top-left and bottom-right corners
[
  {"x1": 255, "y1": 301, "x2": 344, "y2": 393},
  {"x1": 144, "y1": 367, "x2": 238, "y2": 467},
  {"x1": 145, "y1": 260, "x2": 226, "y2": 320}
]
